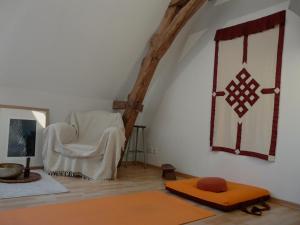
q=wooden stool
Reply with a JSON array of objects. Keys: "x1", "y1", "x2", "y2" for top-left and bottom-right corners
[
  {"x1": 161, "y1": 164, "x2": 176, "y2": 180},
  {"x1": 125, "y1": 125, "x2": 147, "y2": 168}
]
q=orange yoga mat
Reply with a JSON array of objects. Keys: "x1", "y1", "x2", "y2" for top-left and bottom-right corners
[{"x1": 0, "y1": 191, "x2": 214, "y2": 225}]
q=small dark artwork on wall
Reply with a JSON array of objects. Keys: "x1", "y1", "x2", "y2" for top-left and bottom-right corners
[{"x1": 7, "y1": 119, "x2": 37, "y2": 157}]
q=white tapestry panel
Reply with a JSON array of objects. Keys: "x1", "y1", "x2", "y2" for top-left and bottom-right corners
[{"x1": 210, "y1": 11, "x2": 285, "y2": 161}]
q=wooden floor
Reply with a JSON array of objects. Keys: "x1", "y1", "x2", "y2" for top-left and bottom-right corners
[{"x1": 1, "y1": 165, "x2": 300, "y2": 225}]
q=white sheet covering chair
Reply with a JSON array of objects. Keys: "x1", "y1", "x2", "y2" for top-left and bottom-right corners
[{"x1": 42, "y1": 110, "x2": 126, "y2": 180}]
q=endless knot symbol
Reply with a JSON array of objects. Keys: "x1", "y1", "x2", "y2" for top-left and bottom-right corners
[{"x1": 225, "y1": 68, "x2": 260, "y2": 118}]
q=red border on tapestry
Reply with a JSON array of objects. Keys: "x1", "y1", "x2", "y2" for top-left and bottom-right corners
[
  {"x1": 210, "y1": 11, "x2": 286, "y2": 161},
  {"x1": 214, "y1": 11, "x2": 286, "y2": 41},
  {"x1": 212, "y1": 146, "x2": 269, "y2": 161}
]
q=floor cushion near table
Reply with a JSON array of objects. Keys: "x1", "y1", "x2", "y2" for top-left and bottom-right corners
[{"x1": 165, "y1": 178, "x2": 270, "y2": 211}]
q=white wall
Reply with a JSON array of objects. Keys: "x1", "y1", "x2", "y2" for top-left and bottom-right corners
[
  {"x1": 0, "y1": 0, "x2": 170, "y2": 100},
  {"x1": 146, "y1": 0, "x2": 300, "y2": 204},
  {"x1": 0, "y1": 0, "x2": 174, "y2": 127},
  {"x1": 0, "y1": 86, "x2": 111, "y2": 123}
]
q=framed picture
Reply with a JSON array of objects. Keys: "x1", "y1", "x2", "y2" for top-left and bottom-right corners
[{"x1": 0, "y1": 105, "x2": 49, "y2": 167}]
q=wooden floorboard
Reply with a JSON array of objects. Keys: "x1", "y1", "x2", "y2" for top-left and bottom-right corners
[{"x1": 1, "y1": 165, "x2": 300, "y2": 225}]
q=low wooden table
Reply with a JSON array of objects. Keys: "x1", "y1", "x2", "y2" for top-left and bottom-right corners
[
  {"x1": 0, "y1": 172, "x2": 41, "y2": 183},
  {"x1": 161, "y1": 164, "x2": 176, "y2": 180}
]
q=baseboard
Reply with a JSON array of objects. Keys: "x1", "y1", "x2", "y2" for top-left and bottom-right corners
[
  {"x1": 30, "y1": 166, "x2": 44, "y2": 170},
  {"x1": 271, "y1": 198, "x2": 300, "y2": 210},
  {"x1": 122, "y1": 161, "x2": 195, "y2": 178},
  {"x1": 146, "y1": 163, "x2": 196, "y2": 178}
]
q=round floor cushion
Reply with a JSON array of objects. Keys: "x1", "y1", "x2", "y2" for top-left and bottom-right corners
[{"x1": 197, "y1": 177, "x2": 228, "y2": 193}]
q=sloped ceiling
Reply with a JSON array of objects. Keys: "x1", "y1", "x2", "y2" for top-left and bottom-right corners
[
  {"x1": 289, "y1": 0, "x2": 300, "y2": 16},
  {"x1": 0, "y1": 0, "x2": 169, "y2": 99}
]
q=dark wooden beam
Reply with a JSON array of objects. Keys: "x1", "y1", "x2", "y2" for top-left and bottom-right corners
[
  {"x1": 170, "y1": 0, "x2": 191, "y2": 7},
  {"x1": 113, "y1": 100, "x2": 143, "y2": 112}
]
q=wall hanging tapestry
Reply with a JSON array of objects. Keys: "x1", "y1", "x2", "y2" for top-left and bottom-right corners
[{"x1": 210, "y1": 11, "x2": 286, "y2": 161}]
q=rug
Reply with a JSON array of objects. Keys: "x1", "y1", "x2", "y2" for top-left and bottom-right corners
[
  {"x1": 210, "y1": 11, "x2": 286, "y2": 161},
  {"x1": 0, "y1": 170, "x2": 68, "y2": 199},
  {"x1": 0, "y1": 191, "x2": 215, "y2": 225}
]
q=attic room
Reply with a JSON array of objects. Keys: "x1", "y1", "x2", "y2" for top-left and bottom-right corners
[{"x1": 0, "y1": 0, "x2": 299, "y2": 224}]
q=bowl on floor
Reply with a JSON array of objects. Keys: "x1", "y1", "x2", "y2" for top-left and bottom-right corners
[{"x1": 0, "y1": 163, "x2": 24, "y2": 179}]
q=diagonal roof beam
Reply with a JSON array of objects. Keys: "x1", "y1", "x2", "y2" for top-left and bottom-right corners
[{"x1": 113, "y1": 0, "x2": 207, "y2": 166}]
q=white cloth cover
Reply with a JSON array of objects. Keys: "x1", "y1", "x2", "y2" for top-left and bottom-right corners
[
  {"x1": 210, "y1": 11, "x2": 285, "y2": 161},
  {"x1": 43, "y1": 110, "x2": 126, "y2": 180}
]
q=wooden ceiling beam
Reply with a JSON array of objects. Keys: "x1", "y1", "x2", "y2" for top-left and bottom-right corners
[
  {"x1": 170, "y1": 0, "x2": 191, "y2": 7},
  {"x1": 114, "y1": 0, "x2": 207, "y2": 166}
]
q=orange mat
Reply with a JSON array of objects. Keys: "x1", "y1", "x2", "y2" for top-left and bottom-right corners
[
  {"x1": 166, "y1": 178, "x2": 270, "y2": 211},
  {"x1": 0, "y1": 191, "x2": 214, "y2": 225}
]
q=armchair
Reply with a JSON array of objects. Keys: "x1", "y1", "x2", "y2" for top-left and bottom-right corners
[{"x1": 42, "y1": 110, "x2": 125, "y2": 180}]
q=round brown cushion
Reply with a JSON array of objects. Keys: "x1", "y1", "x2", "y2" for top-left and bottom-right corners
[{"x1": 197, "y1": 177, "x2": 228, "y2": 193}]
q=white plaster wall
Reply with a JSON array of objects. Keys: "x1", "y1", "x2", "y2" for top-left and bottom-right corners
[
  {"x1": 0, "y1": 0, "x2": 170, "y2": 100},
  {"x1": 0, "y1": 0, "x2": 172, "y2": 127},
  {"x1": 146, "y1": 1, "x2": 300, "y2": 204},
  {"x1": 0, "y1": 86, "x2": 112, "y2": 123}
]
